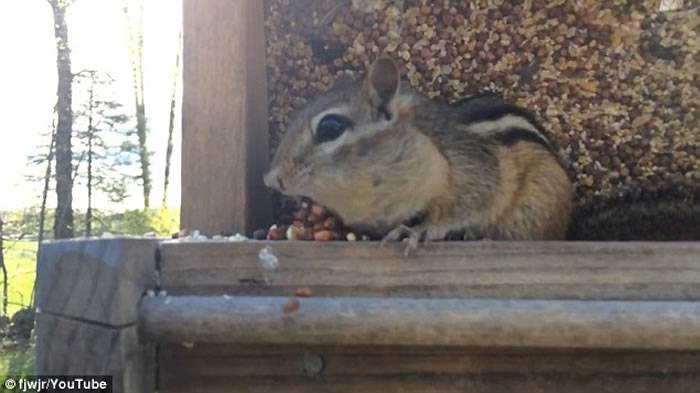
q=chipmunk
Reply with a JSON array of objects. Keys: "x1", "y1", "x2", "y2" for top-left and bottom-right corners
[{"x1": 264, "y1": 57, "x2": 572, "y2": 253}]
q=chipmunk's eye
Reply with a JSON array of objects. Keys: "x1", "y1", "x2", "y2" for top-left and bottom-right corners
[{"x1": 315, "y1": 114, "x2": 352, "y2": 144}]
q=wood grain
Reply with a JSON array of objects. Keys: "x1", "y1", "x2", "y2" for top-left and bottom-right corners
[
  {"x1": 36, "y1": 238, "x2": 158, "y2": 326},
  {"x1": 159, "y1": 343, "x2": 700, "y2": 392},
  {"x1": 181, "y1": 0, "x2": 271, "y2": 236},
  {"x1": 160, "y1": 343, "x2": 700, "y2": 377},
  {"x1": 35, "y1": 238, "x2": 159, "y2": 393},
  {"x1": 154, "y1": 240, "x2": 700, "y2": 392},
  {"x1": 158, "y1": 241, "x2": 700, "y2": 300},
  {"x1": 35, "y1": 313, "x2": 155, "y2": 393},
  {"x1": 140, "y1": 295, "x2": 700, "y2": 350},
  {"x1": 159, "y1": 374, "x2": 700, "y2": 393}
]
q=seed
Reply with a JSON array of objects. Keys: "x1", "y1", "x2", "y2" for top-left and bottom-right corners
[
  {"x1": 313, "y1": 230, "x2": 334, "y2": 241},
  {"x1": 286, "y1": 225, "x2": 307, "y2": 241},
  {"x1": 267, "y1": 224, "x2": 287, "y2": 241},
  {"x1": 310, "y1": 204, "x2": 327, "y2": 218},
  {"x1": 295, "y1": 287, "x2": 313, "y2": 297},
  {"x1": 283, "y1": 298, "x2": 300, "y2": 314},
  {"x1": 323, "y1": 216, "x2": 338, "y2": 230},
  {"x1": 253, "y1": 229, "x2": 267, "y2": 240}
]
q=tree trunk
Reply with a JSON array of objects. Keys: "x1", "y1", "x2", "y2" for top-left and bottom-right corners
[
  {"x1": 86, "y1": 75, "x2": 95, "y2": 237},
  {"x1": 162, "y1": 28, "x2": 182, "y2": 208},
  {"x1": 32, "y1": 122, "x2": 56, "y2": 308},
  {"x1": 136, "y1": 104, "x2": 150, "y2": 209},
  {"x1": 123, "y1": 0, "x2": 151, "y2": 209},
  {"x1": 39, "y1": 123, "x2": 56, "y2": 244},
  {"x1": 0, "y1": 217, "x2": 7, "y2": 316},
  {"x1": 50, "y1": 0, "x2": 74, "y2": 239}
]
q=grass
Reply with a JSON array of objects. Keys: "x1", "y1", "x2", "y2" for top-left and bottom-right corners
[
  {"x1": 1, "y1": 240, "x2": 37, "y2": 377},
  {"x1": 0, "y1": 342, "x2": 34, "y2": 377},
  {"x1": 1, "y1": 240, "x2": 37, "y2": 317}
]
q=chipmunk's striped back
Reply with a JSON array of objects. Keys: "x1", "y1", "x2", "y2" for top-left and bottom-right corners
[
  {"x1": 453, "y1": 93, "x2": 556, "y2": 153},
  {"x1": 415, "y1": 93, "x2": 573, "y2": 240}
]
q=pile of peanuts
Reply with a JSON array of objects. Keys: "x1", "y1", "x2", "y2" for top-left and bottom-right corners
[{"x1": 264, "y1": 199, "x2": 362, "y2": 241}]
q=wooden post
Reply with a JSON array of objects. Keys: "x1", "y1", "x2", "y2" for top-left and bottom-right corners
[
  {"x1": 34, "y1": 238, "x2": 159, "y2": 393},
  {"x1": 181, "y1": 0, "x2": 271, "y2": 236}
]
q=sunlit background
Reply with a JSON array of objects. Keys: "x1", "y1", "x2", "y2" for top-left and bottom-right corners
[{"x1": 0, "y1": 0, "x2": 182, "y2": 210}]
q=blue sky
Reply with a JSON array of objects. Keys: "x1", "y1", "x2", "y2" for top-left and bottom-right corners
[{"x1": 0, "y1": 0, "x2": 182, "y2": 210}]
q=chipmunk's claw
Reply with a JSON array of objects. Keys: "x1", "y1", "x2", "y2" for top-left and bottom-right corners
[
  {"x1": 380, "y1": 225, "x2": 411, "y2": 248},
  {"x1": 403, "y1": 236, "x2": 418, "y2": 256},
  {"x1": 381, "y1": 225, "x2": 428, "y2": 256}
]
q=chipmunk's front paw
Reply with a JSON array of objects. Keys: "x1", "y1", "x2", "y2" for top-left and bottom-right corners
[
  {"x1": 381, "y1": 225, "x2": 428, "y2": 256},
  {"x1": 380, "y1": 225, "x2": 411, "y2": 247}
]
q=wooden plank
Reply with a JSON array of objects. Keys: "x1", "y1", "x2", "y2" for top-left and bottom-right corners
[
  {"x1": 181, "y1": 0, "x2": 271, "y2": 236},
  {"x1": 36, "y1": 238, "x2": 158, "y2": 326},
  {"x1": 159, "y1": 374, "x2": 700, "y2": 393},
  {"x1": 159, "y1": 344, "x2": 700, "y2": 393},
  {"x1": 35, "y1": 313, "x2": 155, "y2": 393},
  {"x1": 35, "y1": 238, "x2": 159, "y2": 393},
  {"x1": 160, "y1": 344, "x2": 700, "y2": 377},
  {"x1": 140, "y1": 295, "x2": 700, "y2": 350},
  {"x1": 153, "y1": 240, "x2": 700, "y2": 393},
  {"x1": 158, "y1": 241, "x2": 700, "y2": 300}
]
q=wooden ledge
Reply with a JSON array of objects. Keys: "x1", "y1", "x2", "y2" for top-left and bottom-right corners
[
  {"x1": 158, "y1": 241, "x2": 700, "y2": 300},
  {"x1": 140, "y1": 295, "x2": 700, "y2": 350}
]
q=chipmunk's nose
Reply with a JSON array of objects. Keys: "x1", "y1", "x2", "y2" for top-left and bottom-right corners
[{"x1": 263, "y1": 170, "x2": 285, "y2": 191}]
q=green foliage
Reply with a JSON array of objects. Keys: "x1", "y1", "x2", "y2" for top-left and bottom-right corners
[
  {"x1": 99, "y1": 208, "x2": 179, "y2": 236},
  {"x1": 1, "y1": 237, "x2": 35, "y2": 377},
  {"x1": 1, "y1": 208, "x2": 179, "y2": 240},
  {"x1": 0, "y1": 241, "x2": 37, "y2": 317},
  {"x1": 0, "y1": 209, "x2": 53, "y2": 241},
  {"x1": 72, "y1": 70, "x2": 140, "y2": 206},
  {"x1": 24, "y1": 71, "x2": 143, "y2": 233},
  {"x1": 0, "y1": 342, "x2": 34, "y2": 377}
]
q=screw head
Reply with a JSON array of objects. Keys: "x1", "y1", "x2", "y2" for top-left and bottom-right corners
[{"x1": 303, "y1": 353, "x2": 324, "y2": 377}]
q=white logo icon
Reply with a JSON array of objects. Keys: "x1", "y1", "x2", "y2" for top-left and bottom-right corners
[{"x1": 4, "y1": 378, "x2": 17, "y2": 390}]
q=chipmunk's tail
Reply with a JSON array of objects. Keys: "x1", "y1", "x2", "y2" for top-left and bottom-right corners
[{"x1": 567, "y1": 184, "x2": 700, "y2": 241}]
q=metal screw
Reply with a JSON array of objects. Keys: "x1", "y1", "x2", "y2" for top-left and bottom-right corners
[{"x1": 303, "y1": 353, "x2": 324, "y2": 377}]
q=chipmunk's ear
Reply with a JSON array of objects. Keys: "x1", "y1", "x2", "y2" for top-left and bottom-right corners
[{"x1": 367, "y1": 56, "x2": 400, "y2": 117}]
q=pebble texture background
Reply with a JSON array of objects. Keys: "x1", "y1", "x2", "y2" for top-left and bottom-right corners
[{"x1": 264, "y1": 0, "x2": 699, "y2": 211}]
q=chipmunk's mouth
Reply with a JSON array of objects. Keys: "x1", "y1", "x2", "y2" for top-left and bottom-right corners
[{"x1": 274, "y1": 176, "x2": 286, "y2": 192}]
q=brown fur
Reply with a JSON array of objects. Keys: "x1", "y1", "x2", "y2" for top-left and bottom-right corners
[
  {"x1": 264, "y1": 56, "x2": 573, "y2": 242},
  {"x1": 486, "y1": 143, "x2": 572, "y2": 239}
]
